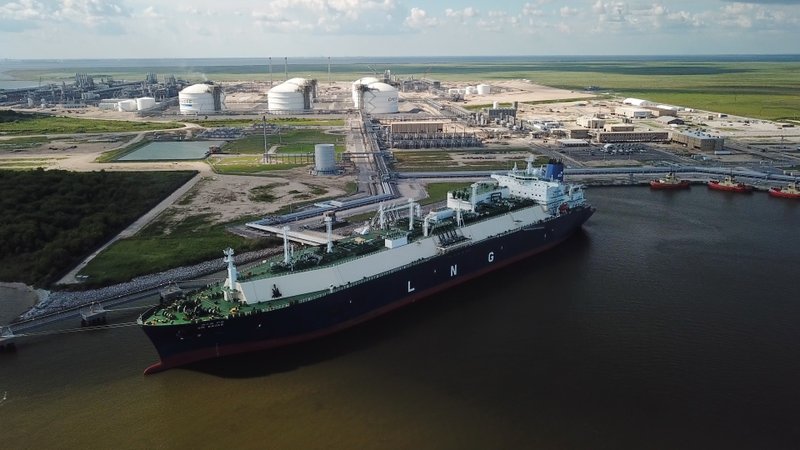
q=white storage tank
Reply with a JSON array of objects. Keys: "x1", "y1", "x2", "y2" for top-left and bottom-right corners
[
  {"x1": 179, "y1": 83, "x2": 224, "y2": 115},
  {"x1": 314, "y1": 143, "x2": 336, "y2": 174},
  {"x1": 117, "y1": 99, "x2": 137, "y2": 112},
  {"x1": 476, "y1": 84, "x2": 491, "y2": 95},
  {"x1": 352, "y1": 77, "x2": 380, "y2": 107},
  {"x1": 360, "y1": 82, "x2": 398, "y2": 114},
  {"x1": 465, "y1": 86, "x2": 477, "y2": 95},
  {"x1": 136, "y1": 97, "x2": 156, "y2": 111},
  {"x1": 268, "y1": 78, "x2": 315, "y2": 113}
]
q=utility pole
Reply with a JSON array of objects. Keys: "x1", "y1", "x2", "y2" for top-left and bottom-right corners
[{"x1": 263, "y1": 115, "x2": 268, "y2": 164}]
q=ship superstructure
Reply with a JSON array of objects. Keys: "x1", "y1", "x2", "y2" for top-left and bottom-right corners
[{"x1": 138, "y1": 159, "x2": 593, "y2": 373}]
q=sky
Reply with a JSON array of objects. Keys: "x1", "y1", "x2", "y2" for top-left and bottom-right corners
[{"x1": 0, "y1": 0, "x2": 799, "y2": 58}]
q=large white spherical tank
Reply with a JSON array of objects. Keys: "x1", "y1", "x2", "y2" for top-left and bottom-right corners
[
  {"x1": 268, "y1": 82, "x2": 305, "y2": 112},
  {"x1": 476, "y1": 84, "x2": 491, "y2": 95},
  {"x1": 314, "y1": 143, "x2": 336, "y2": 174},
  {"x1": 351, "y1": 77, "x2": 380, "y2": 107},
  {"x1": 361, "y1": 82, "x2": 398, "y2": 114},
  {"x1": 136, "y1": 97, "x2": 156, "y2": 110},
  {"x1": 179, "y1": 84, "x2": 219, "y2": 115},
  {"x1": 118, "y1": 99, "x2": 137, "y2": 112}
]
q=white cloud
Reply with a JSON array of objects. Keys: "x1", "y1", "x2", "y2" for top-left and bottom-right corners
[
  {"x1": 56, "y1": 0, "x2": 129, "y2": 27},
  {"x1": 251, "y1": 0, "x2": 399, "y2": 34},
  {"x1": 0, "y1": 0, "x2": 129, "y2": 29},
  {"x1": 559, "y1": 6, "x2": 578, "y2": 17},
  {"x1": 521, "y1": 2, "x2": 543, "y2": 17},
  {"x1": 445, "y1": 6, "x2": 478, "y2": 24},
  {"x1": 0, "y1": 0, "x2": 48, "y2": 20},
  {"x1": 141, "y1": 6, "x2": 161, "y2": 19},
  {"x1": 404, "y1": 7, "x2": 438, "y2": 29}
]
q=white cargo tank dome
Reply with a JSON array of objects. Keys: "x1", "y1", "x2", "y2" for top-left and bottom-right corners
[
  {"x1": 179, "y1": 83, "x2": 224, "y2": 115},
  {"x1": 358, "y1": 81, "x2": 398, "y2": 114}
]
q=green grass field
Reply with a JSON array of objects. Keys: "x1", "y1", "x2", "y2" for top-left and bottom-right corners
[
  {"x1": 420, "y1": 182, "x2": 473, "y2": 206},
  {"x1": 207, "y1": 155, "x2": 306, "y2": 174},
  {"x1": 79, "y1": 212, "x2": 277, "y2": 285},
  {"x1": 222, "y1": 130, "x2": 346, "y2": 155},
  {"x1": 0, "y1": 110, "x2": 184, "y2": 135},
  {"x1": 0, "y1": 136, "x2": 50, "y2": 150}
]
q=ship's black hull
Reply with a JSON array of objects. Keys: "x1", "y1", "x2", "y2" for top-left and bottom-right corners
[{"x1": 139, "y1": 206, "x2": 594, "y2": 374}]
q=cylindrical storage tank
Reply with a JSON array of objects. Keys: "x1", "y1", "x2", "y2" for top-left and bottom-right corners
[
  {"x1": 268, "y1": 82, "x2": 305, "y2": 113},
  {"x1": 118, "y1": 99, "x2": 137, "y2": 112},
  {"x1": 448, "y1": 88, "x2": 459, "y2": 95},
  {"x1": 314, "y1": 144, "x2": 336, "y2": 174},
  {"x1": 492, "y1": 101, "x2": 499, "y2": 109},
  {"x1": 477, "y1": 84, "x2": 491, "y2": 95},
  {"x1": 136, "y1": 97, "x2": 156, "y2": 110},
  {"x1": 179, "y1": 84, "x2": 220, "y2": 115},
  {"x1": 362, "y1": 82, "x2": 398, "y2": 114},
  {"x1": 465, "y1": 86, "x2": 477, "y2": 95},
  {"x1": 351, "y1": 77, "x2": 380, "y2": 107}
]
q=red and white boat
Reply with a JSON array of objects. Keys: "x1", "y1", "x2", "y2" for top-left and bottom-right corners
[
  {"x1": 708, "y1": 175, "x2": 753, "y2": 193},
  {"x1": 650, "y1": 172, "x2": 690, "y2": 190},
  {"x1": 768, "y1": 181, "x2": 800, "y2": 199}
]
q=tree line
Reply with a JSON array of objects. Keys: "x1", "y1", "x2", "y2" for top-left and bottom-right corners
[{"x1": 0, "y1": 169, "x2": 196, "y2": 287}]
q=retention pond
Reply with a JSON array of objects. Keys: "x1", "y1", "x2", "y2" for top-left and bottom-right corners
[{"x1": 118, "y1": 141, "x2": 214, "y2": 161}]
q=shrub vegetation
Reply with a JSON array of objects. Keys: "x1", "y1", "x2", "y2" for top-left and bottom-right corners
[{"x1": 0, "y1": 169, "x2": 196, "y2": 286}]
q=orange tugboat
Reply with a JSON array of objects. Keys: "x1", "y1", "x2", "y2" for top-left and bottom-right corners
[
  {"x1": 650, "y1": 172, "x2": 690, "y2": 190},
  {"x1": 708, "y1": 175, "x2": 753, "y2": 193},
  {"x1": 768, "y1": 181, "x2": 800, "y2": 199}
]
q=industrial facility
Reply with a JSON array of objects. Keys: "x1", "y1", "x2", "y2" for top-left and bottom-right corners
[
  {"x1": 671, "y1": 130, "x2": 725, "y2": 152},
  {"x1": 0, "y1": 72, "x2": 185, "y2": 110}
]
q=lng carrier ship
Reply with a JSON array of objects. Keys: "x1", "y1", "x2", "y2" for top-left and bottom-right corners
[{"x1": 138, "y1": 159, "x2": 594, "y2": 374}]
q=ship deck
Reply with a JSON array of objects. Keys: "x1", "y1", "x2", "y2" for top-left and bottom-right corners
[{"x1": 142, "y1": 283, "x2": 328, "y2": 326}]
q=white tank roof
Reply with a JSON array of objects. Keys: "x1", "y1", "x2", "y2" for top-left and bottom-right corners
[
  {"x1": 181, "y1": 84, "x2": 215, "y2": 94},
  {"x1": 285, "y1": 77, "x2": 310, "y2": 86},
  {"x1": 354, "y1": 77, "x2": 379, "y2": 85},
  {"x1": 366, "y1": 82, "x2": 397, "y2": 92},
  {"x1": 270, "y1": 83, "x2": 303, "y2": 93}
]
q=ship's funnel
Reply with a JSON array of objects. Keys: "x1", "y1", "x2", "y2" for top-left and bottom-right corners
[{"x1": 544, "y1": 159, "x2": 564, "y2": 181}]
